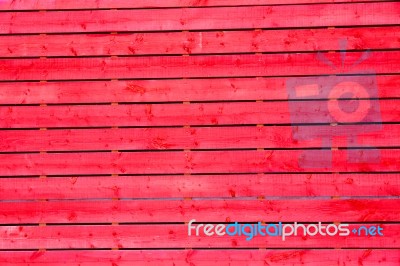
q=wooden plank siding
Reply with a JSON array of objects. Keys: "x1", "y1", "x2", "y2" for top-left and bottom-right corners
[
  {"x1": 0, "y1": 199, "x2": 399, "y2": 223},
  {"x1": 0, "y1": 75, "x2": 399, "y2": 104},
  {"x1": 1, "y1": 3, "x2": 399, "y2": 34},
  {"x1": 1, "y1": 124, "x2": 399, "y2": 152},
  {"x1": 0, "y1": 27, "x2": 399, "y2": 57},
  {"x1": 0, "y1": 174, "x2": 398, "y2": 200},
  {"x1": 0, "y1": 52, "x2": 399, "y2": 80},
  {"x1": 1, "y1": 250, "x2": 399, "y2": 266},
  {"x1": 0, "y1": 0, "x2": 399, "y2": 264},
  {"x1": 0, "y1": 224, "x2": 399, "y2": 249},
  {"x1": 0, "y1": 0, "x2": 393, "y2": 10}
]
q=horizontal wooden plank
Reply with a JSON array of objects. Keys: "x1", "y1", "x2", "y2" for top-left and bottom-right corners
[
  {"x1": 1, "y1": 149, "x2": 399, "y2": 176},
  {"x1": 0, "y1": 100, "x2": 397, "y2": 128},
  {"x1": 0, "y1": 224, "x2": 398, "y2": 249},
  {"x1": 1, "y1": 124, "x2": 399, "y2": 152},
  {"x1": 1, "y1": 199, "x2": 399, "y2": 224},
  {"x1": 1, "y1": 27, "x2": 399, "y2": 57},
  {"x1": 1, "y1": 75, "x2": 399, "y2": 104},
  {"x1": 0, "y1": 173, "x2": 398, "y2": 200},
  {"x1": 0, "y1": 249, "x2": 399, "y2": 266},
  {"x1": 0, "y1": 0, "x2": 390, "y2": 10},
  {"x1": 1, "y1": 3, "x2": 399, "y2": 34},
  {"x1": 0, "y1": 52, "x2": 399, "y2": 80}
]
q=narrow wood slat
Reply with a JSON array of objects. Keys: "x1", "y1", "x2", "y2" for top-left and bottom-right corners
[
  {"x1": 1, "y1": 124, "x2": 399, "y2": 152},
  {"x1": 0, "y1": 199, "x2": 399, "y2": 224},
  {"x1": 0, "y1": 249, "x2": 398, "y2": 265},
  {"x1": 1, "y1": 149, "x2": 399, "y2": 176},
  {"x1": 0, "y1": 52, "x2": 399, "y2": 80},
  {"x1": 0, "y1": 100, "x2": 397, "y2": 128},
  {"x1": 1, "y1": 27, "x2": 399, "y2": 57},
  {"x1": 0, "y1": 174, "x2": 398, "y2": 200},
  {"x1": 1, "y1": 75, "x2": 399, "y2": 104},
  {"x1": 1, "y1": 3, "x2": 399, "y2": 34},
  {"x1": 0, "y1": 224, "x2": 398, "y2": 249},
  {"x1": 0, "y1": 0, "x2": 390, "y2": 10}
]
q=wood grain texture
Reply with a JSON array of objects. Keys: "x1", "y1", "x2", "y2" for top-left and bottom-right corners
[
  {"x1": 0, "y1": 174, "x2": 398, "y2": 200},
  {"x1": 1, "y1": 124, "x2": 399, "y2": 152},
  {"x1": 1, "y1": 27, "x2": 399, "y2": 57},
  {"x1": 0, "y1": 100, "x2": 396, "y2": 128},
  {"x1": 0, "y1": 52, "x2": 398, "y2": 80},
  {"x1": 0, "y1": 149, "x2": 399, "y2": 176},
  {"x1": 0, "y1": 224, "x2": 398, "y2": 249},
  {"x1": 0, "y1": 199, "x2": 399, "y2": 224},
  {"x1": 1, "y1": 3, "x2": 399, "y2": 34},
  {"x1": 0, "y1": 249, "x2": 398, "y2": 266},
  {"x1": 0, "y1": 0, "x2": 391, "y2": 10},
  {"x1": 1, "y1": 75, "x2": 399, "y2": 104},
  {"x1": 0, "y1": 0, "x2": 399, "y2": 261}
]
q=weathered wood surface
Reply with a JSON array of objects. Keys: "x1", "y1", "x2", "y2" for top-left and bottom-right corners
[{"x1": 0, "y1": 1, "x2": 398, "y2": 264}]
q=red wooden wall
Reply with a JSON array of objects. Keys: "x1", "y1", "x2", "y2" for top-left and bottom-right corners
[{"x1": 0, "y1": 0, "x2": 399, "y2": 265}]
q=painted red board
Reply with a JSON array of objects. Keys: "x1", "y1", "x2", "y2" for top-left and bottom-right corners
[
  {"x1": 1, "y1": 75, "x2": 399, "y2": 104},
  {"x1": 0, "y1": 0, "x2": 390, "y2": 10},
  {"x1": 0, "y1": 149, "x2": 399, "y2": 176},
  {"x1": 1, "y1": 3, "x2": 399, "y2": 34},
  {"x1": 0, "y1": 174, "x2": 398, "y2": 200},
  {"x1": 1, "y1": 27, "x2": 399, "y2": 57},
  {"x1": 0, "y1": 249, "x2": 399, "y2": 266},
  {"x1": 0, "y1": 224, "x2": 398, "y2": 249},
  {"x1": 0, "y1": 100, "x2": 397, "y2": 128},
  {"x1": 1, "y1": 124, "x2": 399, "y2": 152},
  {"x1": 0, "y1": 199, "x2": 399, "y2": 224},
  {"x1": 0, "y1": 0, "x2": 398, "y2": 261},
  {"x1": 0, "y1": 52, "x2": 398, "y2": 80}
]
